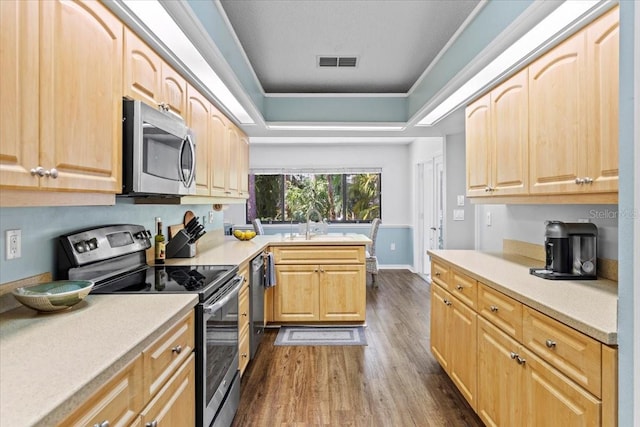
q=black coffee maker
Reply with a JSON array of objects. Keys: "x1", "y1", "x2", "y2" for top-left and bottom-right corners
[{"x1": 530, "y1": 221, "x2": 598, "y2": 280}]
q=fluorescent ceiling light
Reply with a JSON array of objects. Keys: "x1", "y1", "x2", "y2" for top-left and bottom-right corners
[
  {"x1": 121, "y1": 0, "x2": 254, "y2": 124},
  {"x1": 417, "y1": 0, "x2": 601, "y2": 126},
  {"x1": 266, "y1": 123, "x2": 405, "y2": 131}
]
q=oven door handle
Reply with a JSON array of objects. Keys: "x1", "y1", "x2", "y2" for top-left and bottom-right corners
[{"x1": 203, "y1": 275, "x2": 243, "y2": 314}]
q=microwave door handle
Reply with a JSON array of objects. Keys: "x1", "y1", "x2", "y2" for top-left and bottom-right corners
[{"x1": 183, "y1": 134, "x2": 196, "y2": 188}]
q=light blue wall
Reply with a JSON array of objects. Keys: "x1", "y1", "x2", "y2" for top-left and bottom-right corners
[
  {"x1": 0, "y1": 200, "x2": 223, "y2": 285},
  {"x1": 617, "y1": 1, "x2": 636, "y2": 424}
]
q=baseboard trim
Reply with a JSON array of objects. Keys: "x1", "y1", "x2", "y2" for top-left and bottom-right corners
[{"x1": 379, "y1": 264, "x2": 414, "y2": 272}]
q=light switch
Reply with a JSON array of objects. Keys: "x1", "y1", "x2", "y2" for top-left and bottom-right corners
[
  {"x1": 486, "y1": 212, "x2": 492, "y2": 227},
  {"x1": 457, "y1": 195, "x2": 465, "y2": 206},
  {"x1": 453, "y1": 209, "x2": 465, "y2": 221}
]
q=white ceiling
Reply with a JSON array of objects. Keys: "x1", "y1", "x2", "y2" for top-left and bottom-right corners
[{"x1": 219, "y1": 0, "x2": 481, "y2": 94}]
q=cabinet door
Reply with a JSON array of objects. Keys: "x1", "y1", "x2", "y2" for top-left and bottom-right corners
[
  {"x1": 210, "y1": 106, "x2": 229, "y2": 197},
  {"x1": 449, "y1": 297, "x2": 477, "y2": 410},
  {"x1": 0, "y1": 0, "x2": 40, "y2": 189},
  {"x1": 529, "y1": 31, "x2": 587, "y2": 194},
  {"x1": 238, "y1": 133, "x2": 250, "y2": 198},
  {"x1": 227, "y1": 123, "x2": 241, "y2": 194},
  {"x1": 40, "y1": 0, "x2": 122, "y2": 193},
  {"x1": 161, "y1": 64, "x2": 186, "y2": 119},
  {"x1": 477, "y1": 317, "x2": 524, "y2": 427},
  {"x1": 138, "y1": 354, "x2": 196, "y2": 427},
  {"x1": 430, "y1": 284, "x2": 451, "y2": 371},
  {"x1": 491, "y1": 68, "x2": 528, "y2": 195},
  {"x1": 523, "y1": 348, "x2": 601, "y2": 426},
  {"x1": 274, "y1": 265, "x2": 320, "y2": 321},
  {"x1": 58, "y1": 355, "x2": 143, "y2": 427},
  {"x1": 124, "y1": 29, "x2": 161, "y2": 107},
  {"x1": 187, "y1": 86, "x2": 211, "y2": 196},
  {"x1": 319, "y1": 264, "x2": 366, "y2": 321},
  {"x1": 585, "y1": 5, "x2": 619, "y2": 193},
  {"x1": 465, "y1": 93, "x2": 492, "y2": 197}
]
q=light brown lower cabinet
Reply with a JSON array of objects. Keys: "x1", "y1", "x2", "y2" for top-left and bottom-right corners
[
  {"x1": 57, "y1": 311, "x2": 195, "y2": 427},
  {"x1": 430, "y1": 258, "x2": 617, "y2": 427},
  {"x1": 478, "y1": 317, "x2": 600, "y2": 426},
  {"x1": 271, "y1": 245, "x2": 366, "y2": 323}
]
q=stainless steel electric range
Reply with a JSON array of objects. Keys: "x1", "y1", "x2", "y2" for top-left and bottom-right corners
[{"x1": 56, "y1": 224, "x2": 242, "y2": 427}]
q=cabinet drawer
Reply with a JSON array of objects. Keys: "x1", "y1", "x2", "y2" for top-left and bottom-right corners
[
  {"x1": 239, "y1": 324, "x2": 250, "y2": 375},
  {"x1": 273, "y1": 246, "x2": 364, "y2": 264},
  {"x1": 450, "y1": 269, "x2": 478, "y2": 309},
  {"x1": 431, "y1": 259, "x2": 449, "y2": 289},
  {"x1": 143, "y1": 311, "x2": 195, "y2": 401},
  {"x1": 478, "y1": 283, "x2": 523, "y2": 341},
  {"x1": 523, "y1": 306, "x2": 602, "y2": 397},
  {"x1": 239, "y1": 281, "x2": 250, "y2": 329},
  {"x1": 58, "y1": 355, "x2": 143, "y2": 427}
]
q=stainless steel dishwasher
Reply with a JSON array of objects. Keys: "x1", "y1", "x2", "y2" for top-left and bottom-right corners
[{"x1": 250, "y1": 253, "x2": 265, "y2": 358}]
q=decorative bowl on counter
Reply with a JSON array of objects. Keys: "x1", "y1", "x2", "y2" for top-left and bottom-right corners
[
  {"x1": 12, "y1": 280, "x2": 94, "y2": 312},
  {"x1": 233, "y1": 230, "x2": 257, "y2": 241}
]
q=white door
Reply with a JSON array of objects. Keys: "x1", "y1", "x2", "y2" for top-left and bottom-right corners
[{"x1": 434, "y1": 155, "x2": 444, "y2": 250}]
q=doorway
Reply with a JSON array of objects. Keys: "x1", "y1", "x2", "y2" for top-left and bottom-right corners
[{"x1": 416, "y1": 154, "x2": 444, "y2": 280}]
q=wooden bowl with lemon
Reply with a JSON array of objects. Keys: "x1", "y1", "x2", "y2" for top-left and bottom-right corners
[{"x1": 233, "y1": 230, "x2": 257, "y2": 241}]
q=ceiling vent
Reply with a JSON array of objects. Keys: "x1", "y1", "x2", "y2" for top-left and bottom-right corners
[{"x1": 318, "y1": 56, "x2": 358, "y2": 68}]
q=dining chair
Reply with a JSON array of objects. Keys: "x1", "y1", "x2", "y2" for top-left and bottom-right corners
[
  {"x1": 366, "y1": 218, "x2": 381, "y2": 287},
  {"x1": 252, "y1": 218, "x2": 265, "y2": 235}
]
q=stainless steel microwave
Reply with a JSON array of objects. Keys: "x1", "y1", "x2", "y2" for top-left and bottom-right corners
[{"x1": 122, "y1": 99, "x2": 196, "y2": 196}]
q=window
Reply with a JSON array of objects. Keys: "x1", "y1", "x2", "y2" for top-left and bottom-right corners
[{"x1": 247, "y1": 171, "x2": 381, "y2": 223}]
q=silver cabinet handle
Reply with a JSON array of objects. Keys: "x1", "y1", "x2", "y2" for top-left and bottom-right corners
[
  {"x1": 575, "y1": 178, "x2": 585, "y2": 184},
  {"x1": 545, "y1": 339, "x2": 557, "y2": 348},
  {"x1": 510, "y1": 352, "x2": 518, "y2": 360},
  {"x1": 171, "y1": 345, "x2": 182, "y2": 354},
  {"x1": 489, "y1": 305, "x2": 499, "y2": 312},
  {"x1": 434, "y1": 272, "x2": 441, "y2": 277},
  {"x1": 456, "y1": 285, "x2": 463, "y2": 291},
  {"x1": 146, "y1": 421, "x2": 158, "y2": 427},
  {"x1": 516, "y1": 356, "x2": 526, "y2": 365},
  {"x1": 47, "y1": 168, "x2": 59, "y2": 178},
  {"x1": 443, "y1": 299, "x2": 452, "y2": 306},
  {"x1": 242, "y1": 352, "x2": 248, "y2": 359},
  {"x1": 94, "y1": 422, "x2": 110, "y2": 427},
  {"x1": 30, "y1": 166, "x2": 45, "y2": 177},
  {"x1": 583, "y1": 177, "x2": 593, "y2": 184},
  {"x1": 484, "y1": 186, "x2": 492, "y2": 192},
  {"x1": 241, "y1": 311, "x2": 248, "y2": 317}
]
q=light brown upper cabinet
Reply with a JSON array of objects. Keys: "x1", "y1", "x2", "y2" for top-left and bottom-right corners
[
  {"x1": 1, "y1": 0, "x2": 122, "y2": 203},
  {"x1": 124, "y1": 29, "x2": 187, "y2": 119},
  {"x1": 466, "y1": 5, "x2": 618, "y2": 203},
  {"x1": 210, "y1": 105, "x2": 230, "y2": 197},
  {"x1": 466, "y1": 68, "x2": 528, "y2": 197},
  {"x1": 187, "y1": 85, "x2": 211, "y2": 196}
]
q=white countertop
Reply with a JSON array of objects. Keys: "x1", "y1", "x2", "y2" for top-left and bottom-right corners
[
  {"x1": 428, "y1": 250, "x2": 618, "y2": 345},
  {"x1": 167, "y1": 233, "x2": 371, "y2": 267},
  {"x1": 0, "y1": 294, "x2": 198, "y2": 427}
]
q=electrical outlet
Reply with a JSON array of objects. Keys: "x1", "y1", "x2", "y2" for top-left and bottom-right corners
[
  {"x1": 6, "y1": 229, "x2": 21, "y2": 260},
  {"x1": 208, "y1": 211, "x2": 215, "y2": 224},
  {"x1": 486, "y1": 212, "x2": 492, "y2": 227},
  {"x1": 390, "y1": 243, "x2": 396, "y2": 251}
]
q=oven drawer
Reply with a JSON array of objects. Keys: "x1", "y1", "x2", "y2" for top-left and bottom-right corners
[{"x1": 143, "y1": 311, "x2": 195, "y2": 401}]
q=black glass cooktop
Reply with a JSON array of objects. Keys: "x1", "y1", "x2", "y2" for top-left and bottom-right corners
[{"x1": 90, "y1": 264, "x2": 238, "y2": 301}]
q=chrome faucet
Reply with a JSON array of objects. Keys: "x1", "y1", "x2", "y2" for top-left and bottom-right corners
[{"x1": 306, "y1": 207, "x2": 322, "y2": 239}]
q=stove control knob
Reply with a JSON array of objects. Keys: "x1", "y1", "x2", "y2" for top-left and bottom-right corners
[{"x1": 87, "y1": 238, "x2": 98, "y2": 250}]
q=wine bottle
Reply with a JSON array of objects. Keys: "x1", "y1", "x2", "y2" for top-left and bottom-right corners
[{"x1": 155, "y1": 217, "x2": 165, "y2": 264}]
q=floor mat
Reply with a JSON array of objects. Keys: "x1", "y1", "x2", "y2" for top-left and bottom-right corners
[{"x1": 274, "y1": 326, "x2": 367, "y2": 346}]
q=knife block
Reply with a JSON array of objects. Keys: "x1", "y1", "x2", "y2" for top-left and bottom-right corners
[{"x1": 166, "y1": 230, "x2": 196, "y2": 258}]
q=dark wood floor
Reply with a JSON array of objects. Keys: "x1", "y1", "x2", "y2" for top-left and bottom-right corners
[{"x1": 232, "y1": 270, "x2": 484, "y2": 426}]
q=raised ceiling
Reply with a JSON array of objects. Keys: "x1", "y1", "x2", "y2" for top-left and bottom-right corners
[{"x1": 219, "y1": 0, "x2": 481, "y2": 94}]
